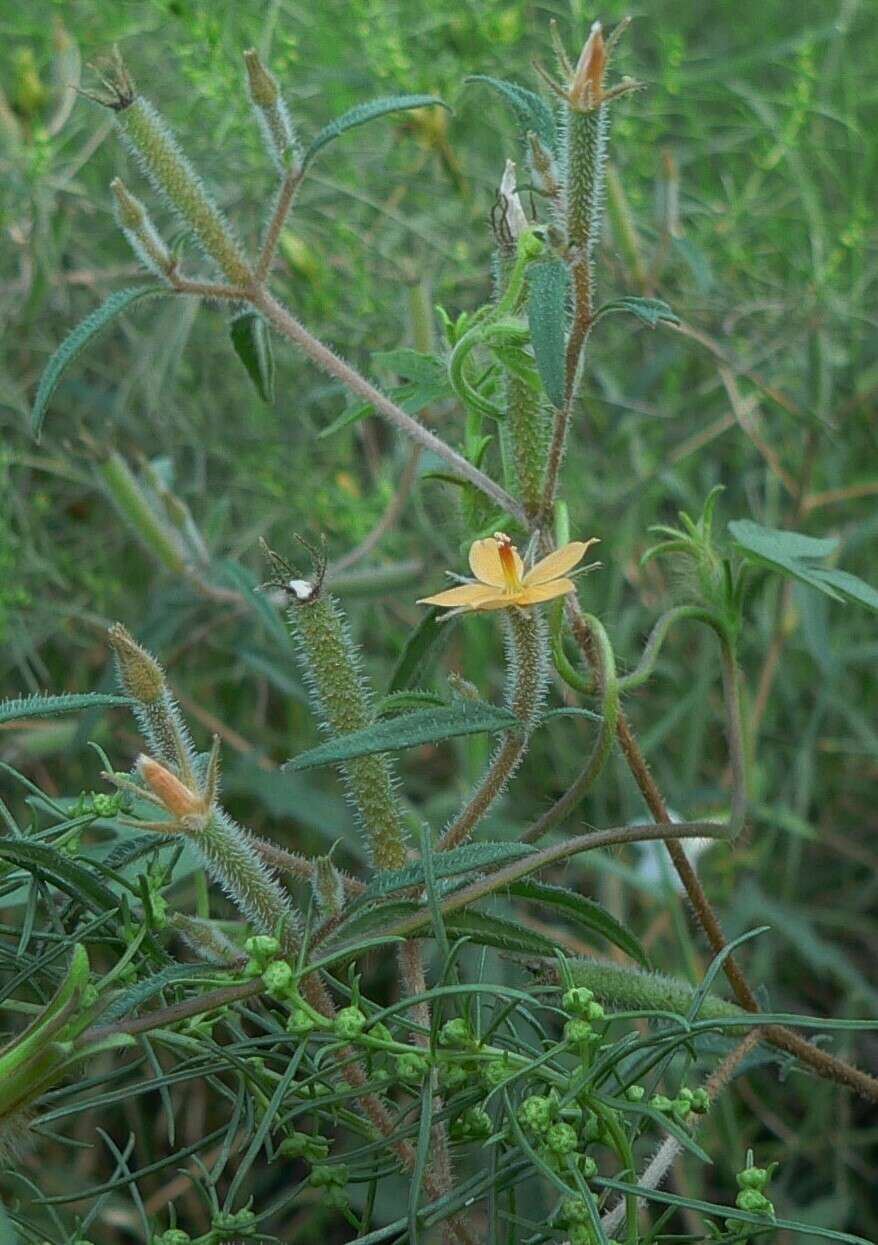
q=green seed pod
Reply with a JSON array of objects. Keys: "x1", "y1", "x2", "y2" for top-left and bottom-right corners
[
  {"x1": 289, "y1": 591, "x2": 408, "y2": 870},
  {"x1": 114, "y1": 93, "x2": 252, "y2": 286}
]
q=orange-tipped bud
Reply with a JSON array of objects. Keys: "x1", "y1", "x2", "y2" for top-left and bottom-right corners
[
  {"x1": 571, "y1": 21, "x2": 606, "y2": 110},
  {"x1": 137, "y1": 755, "x2": 202, "y2": 819}
]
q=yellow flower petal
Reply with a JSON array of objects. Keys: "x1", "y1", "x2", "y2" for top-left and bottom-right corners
[
  {"x1": 469, "y1": 538, "x2": 523, "y2": 588},
  {"x1": 417, "y1": 583, "x2": 504, "y2": 609},
  {"x1": 514, "y1": 578, "x2": 577, "y2": 606},
  {"x1": 523, "y1": 539, "x2": 599, "y2": 586}
]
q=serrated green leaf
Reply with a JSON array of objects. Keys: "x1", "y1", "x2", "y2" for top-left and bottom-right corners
[
  {"x1": 0, "y1": 841, "x2": 119, "y2": 913},
  {"x1": 729, "y1": 520, "x2": 878, "y2": 612},
  {"x1": 508, "y1": 879, "x2": 649, "y2": 967},
  {"x1": 285, "y1": 701, "x2": 519, "y2": 770},
  {"x1": 388, "y1": 606, "x2": 452, "y2": 692},
  {"x1": 465, "y1": 76, "x2": 557, "y2": 152},
  {"x1": 0, "y1": 694, "x2": 133, "y2": 725},
  {"x1": 30, "y1": 286, "x2": 170, "y2": 440},
  {"x1": 593, "y1": 296, "x2": 680, "y2": 329},
  {"x1": 357, "y1": 842, "x2": 538, "y2": 904},
  {"x1": 527, "y1": 260, "x2": 569, "y2": 409},
  {"x1": 229, "y1": 311, "x2": 275, "y2": 405},
  {"x1": 303, "y1": 95, "x2": 449, "y2": 169}
]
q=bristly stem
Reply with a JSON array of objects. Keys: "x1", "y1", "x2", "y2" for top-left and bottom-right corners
[
  {"x1": 252, "y1": 287, "x2": 526, "y2": 523},
  {"x1": 522, "y1": 612, "x2": 618, "y2": 843},
  {"x1": 438, "y1": 608, "x2": 547, "y2": 851},
  {"x1": 256, "y1": 164, "x2": 304, "y2": 282}
]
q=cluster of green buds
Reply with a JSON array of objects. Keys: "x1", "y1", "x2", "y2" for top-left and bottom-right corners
[
  {"x1": 650, "y1": 1084, "x2": 710, "y2": 1123},
  {"x1": 730, "y1": 1152, "x2": 778, "y2": 1228},
  {"x1": 517, "y1": 1091, "x2": 598, "y2": 1177},
  {"x1": 562, "y1": 984, "x2": 606, "y2": 1054}
]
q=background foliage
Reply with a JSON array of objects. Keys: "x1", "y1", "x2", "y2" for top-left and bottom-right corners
[{"x1": 1, "y1": 0, "x2": 876, "y2": 1240}]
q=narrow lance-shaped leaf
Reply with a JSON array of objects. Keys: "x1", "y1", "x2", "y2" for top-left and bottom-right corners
[
  {"x1": 285, "y1": 701, "x2": 520, "y2": 771},
  {"x1": 302, "y1": 95, "x2": 449, "y2": 169},
  {"x1": 0, "y1": 693, "x2": 134, "y2": 725},
  {"x1": 508, "y1": 879, "x2": 650, "y2": 968},
  {"x1": 30, "y1": 286, "x2": 171, "y2": 440},
  {"x1": 527, "y1": 260, "x2": 569, "y2": 409},
  {"x1": 230, "y1": 311, "x2": 275, "y2": 405}
]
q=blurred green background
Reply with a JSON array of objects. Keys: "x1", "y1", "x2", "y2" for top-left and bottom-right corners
[{"x1": 1, "y1": 0, "x2": 876, "y2": 1237}]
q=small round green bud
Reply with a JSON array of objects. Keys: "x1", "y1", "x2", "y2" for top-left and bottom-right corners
[
  {"x1": 438, "y1": 1062, "x2": 469, "y2": 1093},
  {"x1": 262, "y1": 959, "x2": 293, "y2": 999},
  {"x1": 736, "y1": 1189, "x2": 774, "y2": 1215},
  {"x1": 439, "y1": 1018, "x2": 475, "y2": 1048},
  {"x1": 624, "y1": 1084, "x2": 645, "y2": 1102},
  {"x1": 650, "y1": 1094, "x2": 673, "y2": 1113},
  {"x1": 454, "y1": 1106, "x2": 492, "y2": 1140},
  {"x1": 581, "y1": 1111, "x2": 602, "y2": 1142},
  {"x1": 396, "y1": 1052, "x2": 430, "y2": 1084},
  {"x1": 737, "y1": 1166, "x2": 771, "y2": 1190},
  {"x1": 518, "y1": 1094, "x2": 555, "y2": 1134},
  {"x1": 562, "y1": 986, "x2": 594, "y2": 1015},
  {"x1": 286, "y1": 1008, "x2": 314, "y2": 1037},
  {"x1": 334, "y1": 1006, "x2": 366, "y2": 1039},
  {"x1": 585, "y1": 1000, "x2": 605, "y2": 1022},
  {"x1": 368, "y1": 1022, "x2": 393, "y2": 1045},
  {"x1": 564, "y1": 1018, "x2": 593, "y2": 1047},
  {"x1": 245, "y1": 934, "x2": 280, "y2": 961},
  {"x1": 569, "y1": 1228, "x2": 591, "y2": 1245},
  {"x1": 562, "y1": 1197, "x2": 590, "y2": 1226},
  {"x1": 690, "y1": 1087, "x2": 710, "y2": 1114},
  {"x1": 546, "y1": 1122, "x2": 578, "y2": 1156},
  {"x1": 310, "y1": 1163, "x2": 348, "y2": 1188},
  {"x1": 152, "y1": 1233, "x2": 191, "y2": 1245},
  {"x1": 482, "y1": 1058, "x2": 511, "y2": 1089},
  {"x1": 278, "y1": 1131, "x2": 330, "y2": 1163}
]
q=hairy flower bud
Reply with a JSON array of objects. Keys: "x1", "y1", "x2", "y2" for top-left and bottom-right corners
[
  {"x1": 244, "y1": 48, "x2": 299, "y2": 171},
  {"x1": 110, "y1": 177, "x2": 174, "y2": 279}
]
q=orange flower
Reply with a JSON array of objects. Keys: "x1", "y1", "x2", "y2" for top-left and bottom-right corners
[{"x1": 418, "y1": 532, "x2": 599, "y2": 614}]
